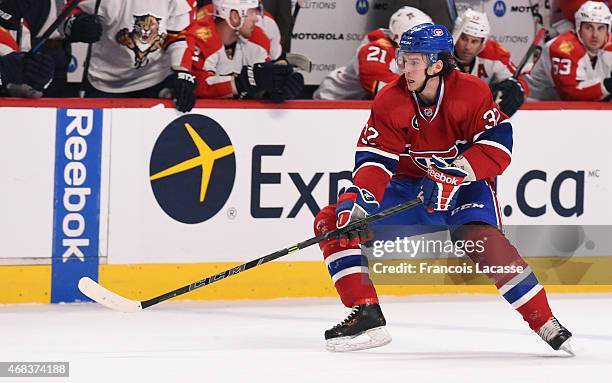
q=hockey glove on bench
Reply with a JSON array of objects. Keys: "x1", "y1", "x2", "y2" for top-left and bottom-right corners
[
  {"x1": 64, "y1": 12, "x2": 103, "y2": 43},
  {"x1": 421, "y1": 156, "x2": 468, "y2": 213},
  {"x1": 173, "y1": 70, "x2": 197, "y2": 112},
  {"x1": 269, "y1": 71, "x2": 305, "y2": 103},
  {"x1": 235, "y1": 61, "x2": 293, "y2": 99},
  {"x1": 491, "y1": 77, "x2": 525, "y2": 117},
  {"x1": 0, "y1": 52, "x2": 54, "y2": 91},
  {"x1": 335, "y1": 186, "x2": 379, "y2": 247}
]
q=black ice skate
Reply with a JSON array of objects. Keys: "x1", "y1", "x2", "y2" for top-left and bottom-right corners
[
  {"x1": 325, "y1": 303, "x2": 391, "y2": 352},
  {"x1": 536, "y1": 316, "x2": 574, "y2": 355}
]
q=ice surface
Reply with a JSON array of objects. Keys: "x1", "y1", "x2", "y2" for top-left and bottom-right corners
[{"x1": 1, "y1": 294, "x2": 610, "y2": 383}]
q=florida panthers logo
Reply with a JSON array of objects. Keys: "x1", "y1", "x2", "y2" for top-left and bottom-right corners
[
  {"x1": 409, "y1": 146, "x2": 459, "y2": 170},
  {"x1": 116, "y1": 14, "x2": 167, "y2": 68}
]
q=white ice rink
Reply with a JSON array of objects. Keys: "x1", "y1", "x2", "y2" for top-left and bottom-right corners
[{"x1": 1, "y1": 294, "x2": 611, "y2": 383}]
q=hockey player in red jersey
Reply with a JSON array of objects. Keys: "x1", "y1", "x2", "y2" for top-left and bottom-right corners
[
  {"x1": 453, "y1": 9, "x2": 528, "y2": 116},
  {"x1": 527, "y1": 1, "x2": 611, "y2": 101},
  {"x1": 195, "y1": 0, "x2": 283, "y2": 60},
  {"x1": 313, "y1": 23, "x2": 574, "y2": 354},
  {"x1": 313, "y1": 6, "x2": 432, "y2": 100},
  {"x1": 182, "y1": 0, "x2": 302, "y2": 100}
]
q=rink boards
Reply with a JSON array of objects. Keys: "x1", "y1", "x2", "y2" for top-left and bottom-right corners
[{"x1": 1, "y1": 100, "x2": 611, "y2": 303}]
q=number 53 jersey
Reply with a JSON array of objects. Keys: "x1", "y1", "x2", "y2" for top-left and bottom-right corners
[
  {"x1": 526, "y1": 30, "x2": 612, "y2": 101},
  {"x1": 353, "y1": 70, "x2": 513, "y2": 203}
]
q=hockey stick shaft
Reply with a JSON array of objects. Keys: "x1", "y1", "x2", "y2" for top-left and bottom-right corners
[
  {"x1": 78, "y1": 0, "x2": 101, "y2": 97},
  {"x1": 133, "y1": 197, "x2": 422, "y2": 309},
  {"x1": 290, "y1": 2, "x2": 301, "y2": 36},
  {"x1": 513, "y1": 27, "x2": 546, "y2": 78},
  {"x1": 30, "y1": 0, "x2": 82, "y2": 54}
]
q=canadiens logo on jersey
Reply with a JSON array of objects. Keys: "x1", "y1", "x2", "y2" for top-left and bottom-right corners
[
  {"x1": 116, "y1": 14, "x2": 167, "y2": 68},
  {"x1": 409, "y1": 146, "x2": 459, "y2": 170}
]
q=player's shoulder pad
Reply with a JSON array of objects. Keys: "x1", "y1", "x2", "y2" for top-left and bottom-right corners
[
  {"x1": 248, "y1": 26, "x2": 271, "y2": 53},
  {"x1": 549, "y1": 31, "x2": 585, "y2": 57},
  {"x1": 189, "y1": 16, "x2": 223, "y2": 54},
  {"x1": 360, "y1": 35, "x2": 394, "y2": 57},
  {"x1": 197, "y1": 4, "x2": 214, "y2": 20},
  {"x1": 263, "y1": 9, "x2": 274, "y2": 20},
  {"x1": 478, "y1": 39, "x2": 511, "y2": 60},
  {"x1": 367, "y1": 28, "x2": 387, "y2": 43},
  {"x1": 451, "y1": 70, "x2": 492, "y2": 96},
  {"x1": 372, "y1": 75, "x2": 406, "y2": 107}
]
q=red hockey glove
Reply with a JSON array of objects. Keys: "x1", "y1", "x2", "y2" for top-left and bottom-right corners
[
  {"x1": 335, "y1": 186, "x2": 379, "y2": 247},
  {"x1": 421, "y1": 156, "x2": 468, "y2": 213}
]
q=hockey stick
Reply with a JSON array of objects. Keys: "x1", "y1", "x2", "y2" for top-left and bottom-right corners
[
  {"x1": 78, "y1": 0, "x2": 101, "y2": 97},
  {"x1": 30, "y1": 0, "x2": 81, "y2": 54},
  {"x1": 286, "y1": 52, "x2": 312, "y2": 72},
  {"x1": 284, "y1": 1, "x2": 312, "y2": 72},
  {"x1": 513, "y1": 27, "x2": 546, "y2": 78},
  {"x1": 289, "y1": 0, "x2": 303, "y2": 37},
  {"x1": 78, "y1": 196, "x2": 423, "y2": 312}
]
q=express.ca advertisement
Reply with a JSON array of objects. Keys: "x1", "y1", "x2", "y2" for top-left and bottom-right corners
[{"x1": 1, "y1": 105, "x2": 610, "y2": 266}]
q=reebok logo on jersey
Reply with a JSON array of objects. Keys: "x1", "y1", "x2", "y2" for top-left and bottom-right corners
[{"x1": 427, "y1": 167, "x2": 461, "y2": 185}]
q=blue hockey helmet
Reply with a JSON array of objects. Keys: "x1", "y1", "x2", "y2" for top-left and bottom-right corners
[{"x1": 398, "y1": 23, "x2": 454, "y2": 63}]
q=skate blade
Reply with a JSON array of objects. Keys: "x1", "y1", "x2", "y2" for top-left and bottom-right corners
[
  {"x1": 559, "y1": 339, "x2": 575, "y2": 356},
  {"x1": 326, "y1": 326, "x2": 392, "y2": 352}
]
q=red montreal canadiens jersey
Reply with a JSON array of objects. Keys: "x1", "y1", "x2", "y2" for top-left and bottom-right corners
[{"x1": 353, "y1": 70, "x2": 513, "y2": 202}]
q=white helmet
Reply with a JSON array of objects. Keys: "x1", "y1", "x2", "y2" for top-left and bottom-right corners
[
  {"x1": 574, "y1": 1, "x2": 612, "y2": 33},
  {"x1": 213, "y1": 0, "x2": 260, "y2": 30},
  {"x1": 389, "y1": 6, "x2": 433, "y2": 45},
  {"x1": 452, "y1": 8, "x2": 490, "y2": 43}
]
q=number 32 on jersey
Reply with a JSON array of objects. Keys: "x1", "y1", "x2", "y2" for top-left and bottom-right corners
[{"x1": 360, "y1": 124, "x2": 380, "y2": 145}]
